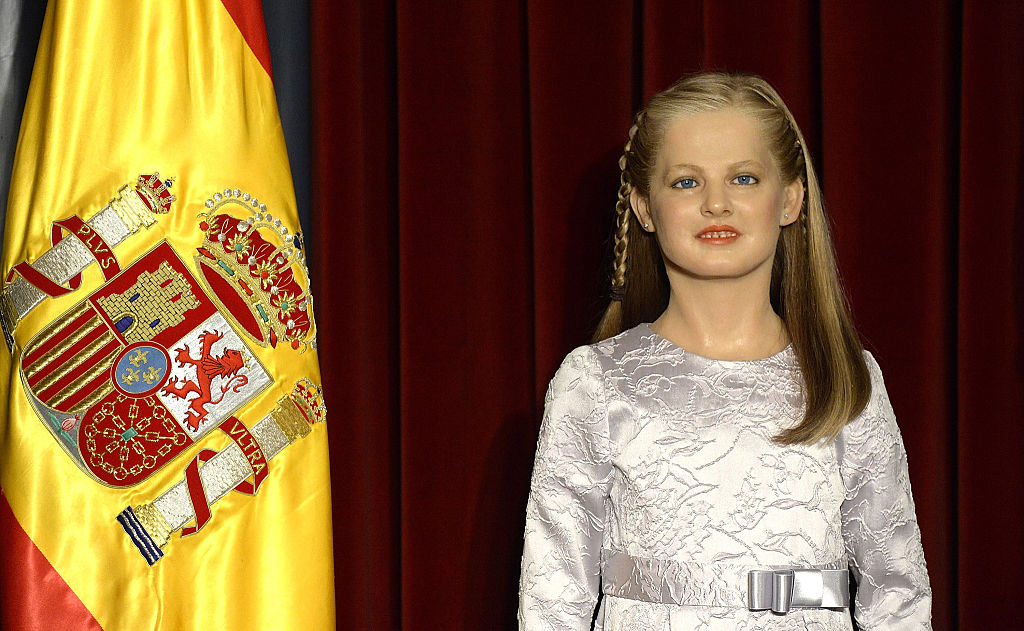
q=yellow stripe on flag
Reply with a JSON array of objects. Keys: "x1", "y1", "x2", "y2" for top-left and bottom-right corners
[{"x1": 0, "y1": 2, "x2": 334, "y2": 629}]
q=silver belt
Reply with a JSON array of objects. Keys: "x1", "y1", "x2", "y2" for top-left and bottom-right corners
[{"x1": 601, "y1": 549, "x2": 849, "y2": 613}]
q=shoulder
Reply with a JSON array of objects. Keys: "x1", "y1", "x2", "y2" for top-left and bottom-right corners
[
  {"x1": 839, "y1": 350, "x2": 904, "y2": 456},
  {"x1": 862, "y1": 350, "x2": 888, "y2": 396},
  {"x1": 547, "y1": 344, "x2": 600, "y2": 399},
  {"x1": 547, "y1": 324, "x2": 657, "y2": 400},
  {"x1": 860, "y1": 350, "x2": 897, "y2": 422},
  {"x1": 555, "y1": 323, "x2": 656, "y2": 372},
  {"x1": 592, "y1": 323, "x2": 664, "y2": 373}
]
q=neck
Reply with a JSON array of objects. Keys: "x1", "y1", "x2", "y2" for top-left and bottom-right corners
[{"x1": 652, "y1": 265, "x2": 788, "y2": 361}]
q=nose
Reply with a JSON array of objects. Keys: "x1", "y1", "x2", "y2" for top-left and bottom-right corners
[{"x1": 701, "y1": 182, "x2": 731, "y2": 216}]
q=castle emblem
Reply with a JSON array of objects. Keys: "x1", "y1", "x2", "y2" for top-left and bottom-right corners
[{"x1": 97, "y1": 261, "x2": 200, "y2": 344}]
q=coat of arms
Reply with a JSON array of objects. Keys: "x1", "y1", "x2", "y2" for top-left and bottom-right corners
[
  {"x1": 20, "y1": 241, "x2": 272, "y2": 487},
  {"x1": 7, "y1": 176, "x2": 324, "y2": 564}
]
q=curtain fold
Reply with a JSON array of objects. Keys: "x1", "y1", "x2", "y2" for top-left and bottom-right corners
[
  {"x1": 819, "y1": 4, "x2": 961, "y2": 627},
  {"x1": 957, "y1": 2, "x2": 1024, "y2": 627},
  {"x1": 311, "y1": 2, "x2": 1023, "y2": 628},
  {"x1": 394, "y1": 4, "x2": 535, "y2": 627},
  {"x1": 311, "y1": 2, "x2": 400, "y2": 629}
]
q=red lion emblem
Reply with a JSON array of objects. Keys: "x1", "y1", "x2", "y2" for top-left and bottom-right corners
[{"x1": 161, "y1": 330, "x2": 248, "y2": 431}]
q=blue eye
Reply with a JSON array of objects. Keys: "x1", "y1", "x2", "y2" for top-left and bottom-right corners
[
  {"x1": 733, "y1": 174, "x2": 759, "y2": 185},
  {"x1": 672, "y1": 178, "x2": 698, "y2": 189}
]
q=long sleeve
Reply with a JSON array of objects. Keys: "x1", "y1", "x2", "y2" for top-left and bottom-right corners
[
  {"x1": 838, "y1": 352, "x2": 932, "y2": 629},
  {"x1": 519, "y1": 346, "x2": 614, "y2": 631}
]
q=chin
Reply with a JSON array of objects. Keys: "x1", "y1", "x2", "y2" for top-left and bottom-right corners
[
  {"x1": 690, "y1": 269, "x2": 757, "y2": 281},
  {"x1": 667, "y1": 257, "x2": 770, "y2": 281}
]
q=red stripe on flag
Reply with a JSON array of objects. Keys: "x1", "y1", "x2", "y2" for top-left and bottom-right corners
[
  {"x1": 0, "y1": 490, "x2": 101, "y2": 631},
  {"x1": 27, "y1": 325, "x2": 108, "y2": 389},
  {"x1": 22, "y1": 309, "x2": 97, "y2": 367},
  {"x1": 38, "y1": 338, "x2": 120, "y2": 405},
  {"x1": 220, "y1": 0, "x2": 274, "y2": 80}
]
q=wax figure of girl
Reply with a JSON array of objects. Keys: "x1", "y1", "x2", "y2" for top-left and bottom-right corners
[{"x1": 518, "y1": 72, "x2": 931, "y2": 630}]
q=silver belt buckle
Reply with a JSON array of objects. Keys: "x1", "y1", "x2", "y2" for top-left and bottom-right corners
[{"x1": 747, "y1": 568, "x2": 849, "y2": 614}]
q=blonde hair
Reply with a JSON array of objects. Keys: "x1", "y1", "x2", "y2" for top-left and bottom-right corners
[{"x1": 594, "y1": 71, "x2": 870, "y2": 445}]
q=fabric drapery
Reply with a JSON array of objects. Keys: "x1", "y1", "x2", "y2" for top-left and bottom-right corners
[
  {"x1": 0, "y1": 1, "x2": 334, "y2": 629},
  {"x1": 312, "y1": 1, "x2": 1023, "y2": 629}
]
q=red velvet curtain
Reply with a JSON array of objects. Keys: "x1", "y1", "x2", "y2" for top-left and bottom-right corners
[{"x1": 310, "y1": 2, "x2": 1024, "y2": 629}]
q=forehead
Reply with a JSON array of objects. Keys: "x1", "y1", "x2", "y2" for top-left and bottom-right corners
[{"x1": 657, "y1": 108, "x2": 772, "y2": 167}]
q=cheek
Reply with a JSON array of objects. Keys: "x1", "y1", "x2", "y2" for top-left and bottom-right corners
[
  {"x1": 750, "y1": 195, "x2": 787, "y2": 225},
  {"x1": 648, "y1": 194, "x2": 695, "y2": 226}
]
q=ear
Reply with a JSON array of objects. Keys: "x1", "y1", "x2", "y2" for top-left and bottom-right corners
[
  {"x1": 630, "y1": 188, "x2": 654, "y2": 232},
  {"x1": 781, "y1": 178, "x2": 805, "y2": 226}
]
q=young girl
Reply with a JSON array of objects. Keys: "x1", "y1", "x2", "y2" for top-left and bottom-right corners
[{"x1": 518, "y1": 73, "x2": 931, "y2": 630}]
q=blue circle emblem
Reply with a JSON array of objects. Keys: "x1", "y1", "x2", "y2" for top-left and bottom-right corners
[{"x1": 112, "y1": 344, "x2": 170, "y2": 396}]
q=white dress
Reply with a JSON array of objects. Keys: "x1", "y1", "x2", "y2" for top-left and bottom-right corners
[{"x1": 518, "y1": 324, "x2": 931, "y2": 630}]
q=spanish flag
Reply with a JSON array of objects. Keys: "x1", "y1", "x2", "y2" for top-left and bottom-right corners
[{"x1": 0, "y1": 2, "x2": 334, "y2": 629}]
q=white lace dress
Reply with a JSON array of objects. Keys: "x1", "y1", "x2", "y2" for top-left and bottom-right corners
[{"x1": 518, "y1": 324, "x2": 931, "y2": 630}]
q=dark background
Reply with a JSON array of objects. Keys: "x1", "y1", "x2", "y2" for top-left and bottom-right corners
[{"x1": 5, "y1": 1, "x2": 1023, "y2": 629}]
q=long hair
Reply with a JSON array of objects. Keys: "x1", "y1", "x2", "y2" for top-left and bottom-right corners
[{"x1": 593, "y1": 72, "x2": 870, "y2": 445}]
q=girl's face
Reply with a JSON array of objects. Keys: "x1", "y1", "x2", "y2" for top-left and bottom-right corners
[{"x1": 631, "y1": 107, "x2": 803, "y2": 283}]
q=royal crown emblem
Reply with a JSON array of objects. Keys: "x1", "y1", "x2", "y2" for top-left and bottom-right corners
[
  {"x1": 133, "y1": 173, "x2": 176, "y2": 215},
  {"x1": 194, "y1": 189, "x2": 316, "y2": 352}
]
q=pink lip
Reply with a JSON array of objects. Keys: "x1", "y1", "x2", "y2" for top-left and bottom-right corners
[{"x1": 696, "y1": 224, "x2": 740, "y2": 244}]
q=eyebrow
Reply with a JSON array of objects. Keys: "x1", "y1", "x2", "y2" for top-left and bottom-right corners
[{"x1": 666, "y1": 160, "x2": 764, "y2": 171}]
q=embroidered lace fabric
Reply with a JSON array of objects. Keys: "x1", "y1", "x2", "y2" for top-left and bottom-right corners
[{"x1": 518, "y1": 324, "x2": 932, "y2": 630}]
